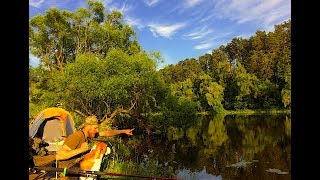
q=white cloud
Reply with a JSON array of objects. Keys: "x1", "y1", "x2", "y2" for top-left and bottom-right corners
[
  {"x1": 125, "y1": 17, "x2": 144, "y2": 30},
  {"x1": 262, "y1": 3, "x2": 291, "y2": 30},
  {"x1": 100, "y1": 0, "x2": 114, "y2": 7},
  {"x1": 30, "y1": 0, "x2": 87, "y2": 10},
  {"x1": 205, "y1": 50, "x2": 212, "y2": 54},
  {"x1": 194, "y1": 37, "x2": 231, "y2": 50},
  {"x1": 236, "y1": 33, "x2": 253, "y2": 39},
  {"x1": 200, "y1": 13, "x2": 215, "y2": 23},
  {"x1": 185, "y1": 0, "x2": 203, "y2": 8},
  {"x1": 184, "y1": 26, "x2": 214, "y2": 40},
  {"x1": 266, "y1": 17, "x2": 291, "y2": 32},
  {"x1": 169, "y1": 0, "x2": 204, "y2": 15},
  {"x1": 203, "y1": 31, "x2": 232, "y2": 43},
  {"x1": 29, "y1": 0, "x2": 45, "y2": 8},
  {"x1": 194, "y1": 42, "x2": 213, "y2": 50},
  {"x1": 234, "y1": 0, "x2": 284, "y2": 24},
  {"x1": 203, "y1": 0, "x2": 290, "y2": 27},
  {"x1": 148, "y1": 23, "x2": 186, "y2": 38},
  {"x1": 102, "y1": 0, "x2": 133, "y2": 14},
  {"x1": 119, "y1": 2, "x2": 133, "y2": 14},
  {"x1": 144, "y1": 0, "x2": 160, "y2": 7}
]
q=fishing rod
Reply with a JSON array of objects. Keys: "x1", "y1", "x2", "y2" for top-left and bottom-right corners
[{"x1": 33, "y1": 166, "x2": 180, "y2": 180}]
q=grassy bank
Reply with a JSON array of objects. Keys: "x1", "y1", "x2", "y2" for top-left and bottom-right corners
[
  {"x1": 151, "y1": 109, "x2": 291, "y2": 117},
  {"x1": 225, "y1": 109, "x2": 291, "y2": 115}
]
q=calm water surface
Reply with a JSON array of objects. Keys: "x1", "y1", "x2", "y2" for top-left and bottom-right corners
[{"x1": 107, "y1": 114, "x2": 291, "y2": 180}]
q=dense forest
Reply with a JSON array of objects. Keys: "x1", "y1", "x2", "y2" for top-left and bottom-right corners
[
  {"x1": 29, "y1": 0, "x2": 290, "y2": 127},
  {"x1": 158, "y1": 22, "x2": 290, "y2": 113}
]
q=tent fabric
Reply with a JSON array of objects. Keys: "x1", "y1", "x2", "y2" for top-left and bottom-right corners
[
  {"x1": 29, "y1": 107, "x2": 76, "y2": 144},
  {"x1": 42, "y1": 119, "x2": 64, "y2": 142}
]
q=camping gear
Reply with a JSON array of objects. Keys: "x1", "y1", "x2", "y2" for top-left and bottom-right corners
[{"x1": 29, "y1": 107, "x2": 76, "y2": 152}]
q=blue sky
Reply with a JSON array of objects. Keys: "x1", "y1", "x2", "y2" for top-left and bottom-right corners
[{"x1": 29, "y1": 0, "x2": 291, "y2": 69}]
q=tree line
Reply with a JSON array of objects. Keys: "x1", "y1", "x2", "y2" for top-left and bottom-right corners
[
  {"x1": 29, "y1": 0, "x2": 291, "y2": 126},
  {"x1": 158, "y1": 20, "x2": 290, "y2": 113}
]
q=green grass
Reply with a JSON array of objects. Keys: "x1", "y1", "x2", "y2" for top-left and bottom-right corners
[{"x1": 225, "y1": 109, "x2": 291, "y2": 115}]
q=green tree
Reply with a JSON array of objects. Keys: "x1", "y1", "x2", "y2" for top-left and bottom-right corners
[
  {"x1": 250, "y1": 30, "x2": 267, "y2": 52},
  {"x1": 210, "y1": 49, "x2": 232, "y2": 87},
  {"x1": 194, "y1": 74, "x2": 225, "y2": 113},
  {"x1": 29, "y1": 0, "x2": 140, "y2": 74},
  {"x1": 233, "y1": 62, "x2": 259, "y2": 109},
  {"x1": 223, "y1": 37, "x2": 251, "y2": 67},
  {"x1": 50, "y1": 49, "x2": 162, "y2": 123},
  {"x1": 247, "y1": 50, "x2": 274, "y2": 80},
  {"x1": 274, "y1": 20, "x2": 291, "y2": 108},
  {"x1": 29, "y1": 8, "x2": 75, "y2": 74},
  {"x1": 170, "y1": 79, "x2": 197, "y2": 102},
  {"x1": 198, "y1": 53, "x2": 213, "y2": 72}
]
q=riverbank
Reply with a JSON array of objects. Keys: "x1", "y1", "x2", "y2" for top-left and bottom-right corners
[
  {"x1": 196, "y1": 109, "x2": 291, "y2": 116},
  {"x1": 224, "y1": 109, "x2": 291, "y2": 115}
]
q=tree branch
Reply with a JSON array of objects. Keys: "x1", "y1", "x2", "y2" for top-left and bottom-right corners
[
  {"x1": 75, "y1": 110, "x2": 87, "y2": 117},
  {"x1": 100, "y1": 107, "x2": 130, "y2": 126}
]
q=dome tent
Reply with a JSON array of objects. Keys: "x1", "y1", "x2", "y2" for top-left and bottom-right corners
[{"x1": 29, "y1": 107, "x2": 76, "y2": 151}]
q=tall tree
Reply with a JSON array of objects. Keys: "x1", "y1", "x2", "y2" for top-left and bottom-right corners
[
  {"x1": 29, "y1": 0, "x2": 140, "y2": 75},
  {"x1": 52, "y1": 49, "x2": 163, "y2": 122}
]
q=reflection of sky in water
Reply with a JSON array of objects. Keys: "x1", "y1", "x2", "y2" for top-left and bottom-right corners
[{"x1": 177, "y1": 167, "x2": 222, "y2": 180}]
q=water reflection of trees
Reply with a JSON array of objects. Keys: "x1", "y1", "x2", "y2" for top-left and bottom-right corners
[
  {"x1": 111, "y1": 114, "x2": 290, "y2": 179},
  {"x1": 284, "y1": 116, "x2": 291, "y2": 138},
  {"x1": 232, "y1": 115, "x2": 283, "y2": 160},
  {"x1": 218, "y1": 115, "x2": 290, "y2": 179}
]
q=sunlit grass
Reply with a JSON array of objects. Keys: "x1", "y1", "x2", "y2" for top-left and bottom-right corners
[{"x1": 225, "y1": 109, "x2": 291, "y2": 115}]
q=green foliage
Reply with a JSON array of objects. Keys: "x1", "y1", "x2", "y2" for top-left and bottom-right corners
[
  {"x1": 210, "y1": 49, "x2": 232, "y2": 87},
  {"x1": 161, "y1": 95, "x2": 198, "y2": 127},
  {"x1": 29, "y1": 66, "x2": 66, "y2": 120},
  {"x1": 250, "y1": 31, "x2": 267, "y2": 51},
  {"x1": 281, "y1": 88, "x2": 291, "y2": 108},
  {"x1": 232, "y1": 63, "x2": 254, "y2": 109},
  {"x1": 87, "y1": 0, "x2": 105, "y2": 23},
  {"x1": 158, "y1": 58, "x2": 204, "y2": 84},
  {"x1": 194, "y1": 74, "x2": 224, "y2": 112},
  {"x1": 170, "y1": 79, "x2": 197, "y2": 102},
  {"x1": 198, "y1": 53, "x2": 213, "y2": 72},
  {"x1": 248, "y1": 50, "x2": 274, "y2": 80},
  {"x1": 51, "y1": 49, "x2": 160, "y2": 118},
  {"x1": 29, "y1": 0, "x2": 291, "y2": 132},
  {"x1": 29, "y1": 0, "x2": 140, "y2": 72},
  {"x1": 167, "y1": 126, "x2": 185, "y2": 141},
  {"x1": 205, "y1": 82, "x2": 225, "y2": 113},
  {"x1": 159, "y1": 27, "x2": 290, "y2": 111},
  {"x1": 29, "y1": 103, "x2": 48, "y2": 122},
  {"x1": 253, "y1": 79, "x2": 281, "y2": 108}
]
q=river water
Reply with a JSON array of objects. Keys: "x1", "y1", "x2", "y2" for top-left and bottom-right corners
[{"x1": 104, "y1": 114, "x2": 291, "y2": 179}]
